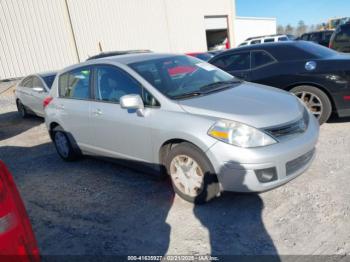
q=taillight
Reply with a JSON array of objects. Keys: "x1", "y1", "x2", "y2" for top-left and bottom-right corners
[
  {"x1": 0, "y1": 161, "x2": 40, "y2": 261},
  {"x1": 43, "y1": 96, "x2": 53, "y2": 109}
]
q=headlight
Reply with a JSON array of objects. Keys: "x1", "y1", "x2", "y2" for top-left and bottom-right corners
[{"x1": 208, "y1": 120, "x2": 277, "y2": 148}]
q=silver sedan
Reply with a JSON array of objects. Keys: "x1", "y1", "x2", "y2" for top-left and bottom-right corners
[
  {"x1": 44, "y1": 54, "x2": 319, "y2": 204},
  {"x1": 15, "y1": 72, "x2": 56, "y2": 118}
]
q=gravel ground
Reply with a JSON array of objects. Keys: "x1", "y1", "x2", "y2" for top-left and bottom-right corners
[{"x1": 1, "y1": 83, "x2": 350, "y2": 260}]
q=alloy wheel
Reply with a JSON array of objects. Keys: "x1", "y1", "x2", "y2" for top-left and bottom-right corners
[{"x1": 295, "y1": 91, "x2": 323, "y2": 119}]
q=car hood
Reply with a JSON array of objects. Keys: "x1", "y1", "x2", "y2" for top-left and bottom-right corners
[{"x1": 178, "y1": 82, "x2": 303, "y2": 128}]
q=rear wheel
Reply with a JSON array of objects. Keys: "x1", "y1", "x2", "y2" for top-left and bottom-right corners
[
  {"x1": 52, "y1": 127, "x2": 81, "y2": 161},
  {"x1": 16, "y1": 100, "x2": 28, "y2": 118},
  {"x1": 165, "y1": 142, "x2": 219, "y2": 204},
  {"x1": 290, "y1": 85, "x2": 332, "y2": 125}
]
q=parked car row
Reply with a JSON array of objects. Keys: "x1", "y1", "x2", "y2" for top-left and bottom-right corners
[{"x1": 238, "y1": 21, "x2": 350, "y2": 54}]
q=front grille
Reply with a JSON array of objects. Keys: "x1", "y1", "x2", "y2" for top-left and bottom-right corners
[
  {"x1": 264, "y1": 108, "x2": 309, "y2": 140},
  {"x1": 286, "y1": 149, "x2": 315, "y2": 176}
]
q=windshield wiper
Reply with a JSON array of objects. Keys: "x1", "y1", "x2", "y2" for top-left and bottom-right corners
[
  {"x1": 200, "y1": 80, "x2": 242, "y2": 92},
  {"x1": 171, "y1": 91, "x2": 203, "y2": 99}
]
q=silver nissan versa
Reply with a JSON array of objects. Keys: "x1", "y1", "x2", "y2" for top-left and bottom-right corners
[{"x1": 44, "y1": 53, "x2": 319, "y2": 204}]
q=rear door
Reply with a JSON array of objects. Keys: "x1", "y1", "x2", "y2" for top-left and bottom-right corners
[
  {"x1": 210, "y1": 51, "x2": 251, "y2": 80},
  {"x1": 30, "y1": 76, "x2": 48, "y2": 116},
  {"x1": 57, "y1": 67, "x2": 92, "y2": 147},
  {"x1": 17, "y1": 77, "x2": 33, "y2": 108},
  {"x1": 89, "y1": 64, "x2": 155, "y2": 162}
]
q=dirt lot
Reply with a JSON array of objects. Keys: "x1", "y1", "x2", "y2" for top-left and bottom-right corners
[{"x1": 1, "y1": 83, "x2": 350, "y2": 260}]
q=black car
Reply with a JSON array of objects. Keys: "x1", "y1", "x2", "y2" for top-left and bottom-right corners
[
  {"x1": 209, "y1": 41, "x2": 350, "y2": 124},
  {"x1": 329, "y1": 22, "x2": 350, "y2": 53},
  {"x1": 298, "y1": 30, "x2": 334, "y2": 47}
]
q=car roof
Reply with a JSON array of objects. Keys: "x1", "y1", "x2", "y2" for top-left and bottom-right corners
[
  {"x1": 90, "y1": 52, "x2": 181, "y2": 64},
  {"x1": 38, "y1": 71, "x2": 57, "y2": 78},
  {"x1": 225, "y1": 41, "x2": 301, "y2": 52},
  {"x1": 303, "y1": 30, "x2": 334, "y2": 34},
  {"x1": 245, "y1": 34, "x2": 287, "y2": 41},
  {"x1": 87, "y1": 50, "x2": 152, "y2": 61}
]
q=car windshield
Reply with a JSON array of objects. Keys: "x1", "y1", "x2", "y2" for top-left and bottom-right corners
[
  {"x1": 130, "y1": 55, "x2": 239, "y2": 99},
  {"x1": 42, "y1": 74, "x2": 57, "y2": 89},
  {"x1": 193, "y1": 53, "x2": 214, "y2": 61},
  {"x1": 297, "y1": 41, "x2": 338, "y2": 58}
]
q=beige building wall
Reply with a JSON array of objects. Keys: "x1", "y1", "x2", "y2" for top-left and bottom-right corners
[
  {"x1": 67, "y1": 0, "x2": 235, "y2": 60},
  {"x1": 0, "y1": 0, "x2": 235, "y2": 79},
  {"x1": 0, "y1": 0, "x2": 78, "y2": 79}
]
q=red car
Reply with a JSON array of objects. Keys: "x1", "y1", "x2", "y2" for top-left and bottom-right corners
[{"x1": 0, "y1": 161, "x2": 40, "y2": 261}]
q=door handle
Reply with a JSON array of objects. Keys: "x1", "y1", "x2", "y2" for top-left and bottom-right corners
[
  {"x1": 93, "y1": 109, "x2": 103, "y2": 116},
  {"x1": 57, "y1": 104, "x2": 65, "y2": 110}
]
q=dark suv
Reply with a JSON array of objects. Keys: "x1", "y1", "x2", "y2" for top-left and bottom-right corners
[
  {"x1": 299, "y1": 30, "x2": 334, "y2": 47},
  {"x1": 329, "y1": 23, "x2": 350, "y2": 52}
]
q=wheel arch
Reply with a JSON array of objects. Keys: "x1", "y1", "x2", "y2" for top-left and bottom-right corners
[{"x1": 285, "y1": 82, "x2": 336, "y2": 111}]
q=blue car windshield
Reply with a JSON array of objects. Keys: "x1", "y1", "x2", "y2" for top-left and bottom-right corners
[{"x1": 130, "y1": 55, "x2": 237, "y2": 99}]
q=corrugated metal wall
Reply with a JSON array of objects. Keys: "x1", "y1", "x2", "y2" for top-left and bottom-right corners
[
  {"x1": 0, "y1": 0, "x2": 235, "y2": 79},
  {"x1": 0, "y1": 0, "x2": 79, "y2": 79},
  {"x1": 67, "y1": 0, "x2": 235, "y2": 60}
]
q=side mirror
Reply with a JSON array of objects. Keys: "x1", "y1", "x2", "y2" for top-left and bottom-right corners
[
  {"x1": 120, "y1": 94, "x2": 146, "y2": 117},
  {"x1": 33, "y1": 87, "x2": 45, "y2": 93},
  {"x1": 120, "y1": 94, "x2": 144, "y2": 109}
]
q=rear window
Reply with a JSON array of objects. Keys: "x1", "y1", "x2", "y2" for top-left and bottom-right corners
[
  {"x1": 296, "y1": 41, "x2": 338, "y2": 58},
  {"x1": 59, "y1": 68, "x2": 91, "y2": 99},
  {"x1": 250, "y1": 39, "x2": 261, "y2": 45},
  {"x1": 278, "y1": 37, "x2": 288, "y2": 42},
  {"x1": 42, "y1": 74, "x2": 56, "y2": 89}
]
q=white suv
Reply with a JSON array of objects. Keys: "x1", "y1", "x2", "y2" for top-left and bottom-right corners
[{"x1": 239, "y1": 34, "x2": 296, "y2": 47}]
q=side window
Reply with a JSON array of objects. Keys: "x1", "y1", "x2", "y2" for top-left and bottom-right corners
[
  {"x1": 21, "y1": 77, "x2": 33, "y2": 88},
  {"x1": 278, "y1": 37, "x2": 288, "y2": 41},
  {"x1": 211, "y1": 52, "x2": 251, "y2": 71},
  {"x1": 301, "y1": 34, "x2": 309, "y2": 40},
  {"x1": 335, "y1": 27, "x2": 350, "y2": 42},
  {"x1": 252, "y1": 51, "x2": 275, "y2": 68},
  {"x1": 32, "y1": 77, "x2": 45, "y2": 89},
  {"x1": 264, "y1": 38, "x2": 275, "y2": 43},
  {"x1": 94, "y1": 66, "x2": 142, "y2": 103},
  {"x1": 250, "y1": 39, "x2": 261, "y2": 45},
  {"x1": 59, "y1": 68, "x2": 91, "y2": 99},
  {"x1": 310, "y1": 33, "x2": 321, "y2": 42}
]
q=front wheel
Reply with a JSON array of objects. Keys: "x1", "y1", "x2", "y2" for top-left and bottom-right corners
[
  {"x1": 290, "y1": 85, "x2": 332, "y2": 125},
  {"x1": 165, "y1": 143, "x2": 220, "y2": 204}
]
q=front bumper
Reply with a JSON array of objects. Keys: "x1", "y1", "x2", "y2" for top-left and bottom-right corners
[{"x1": 206, "y1": 113, "x2": 319, "y2": 192}]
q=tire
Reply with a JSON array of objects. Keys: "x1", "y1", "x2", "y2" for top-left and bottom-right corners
[
  {"x1": 165, "y1": 142, "x2": 220, "y2": 204},
  {"x1": 52, "y1": 126, "x2": 81, "y2": 161},
  {"x1": 16, "y1": 100, "x2": 28, "y2": 118},
  {"x1": 290, "y1": 85, "x2": 332, "y2": 125}
]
